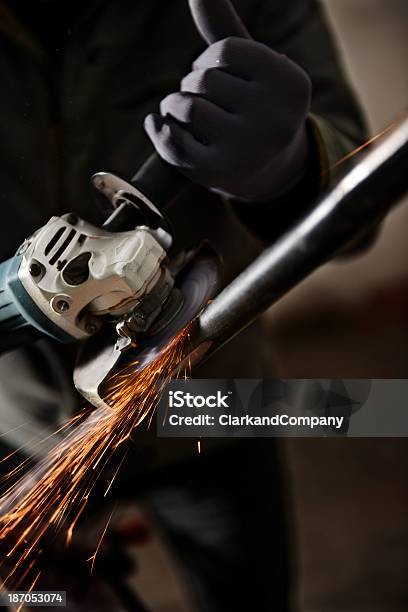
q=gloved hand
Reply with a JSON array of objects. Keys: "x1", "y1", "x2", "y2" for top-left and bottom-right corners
[{"x1": 144, "y1": 0, "x2": 312, "y2": 202}]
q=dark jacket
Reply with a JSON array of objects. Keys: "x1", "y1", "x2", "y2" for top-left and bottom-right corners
[{"x1": 0, "y1": 0, "x2": 365, "y2": 256}]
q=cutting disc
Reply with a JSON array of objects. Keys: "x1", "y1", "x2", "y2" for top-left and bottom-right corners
[{"x1": 74, "y1": 255, "x2": 219, "y2": 409}]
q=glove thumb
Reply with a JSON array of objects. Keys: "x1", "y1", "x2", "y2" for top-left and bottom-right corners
[{"x1": 188, "y1": 0, "x2": 251, "y2": 45}]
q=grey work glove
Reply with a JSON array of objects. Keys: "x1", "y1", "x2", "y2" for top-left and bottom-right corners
[{"x1": 144, "y1": 0, "x2": 312, "y2": 202}]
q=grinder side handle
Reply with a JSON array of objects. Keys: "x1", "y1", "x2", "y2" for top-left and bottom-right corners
[{"x1": 130, "y1": 153, "x2": 191, "y2": 211}]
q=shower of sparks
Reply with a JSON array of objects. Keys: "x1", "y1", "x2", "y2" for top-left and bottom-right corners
[{"x1": 0, "y1": 324, "x2": 192, "y2": 591}]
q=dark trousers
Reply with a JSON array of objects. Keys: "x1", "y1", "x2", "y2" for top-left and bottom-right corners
[{"x1": 146, "y1": 439, "x2": 291, "y2": 612}]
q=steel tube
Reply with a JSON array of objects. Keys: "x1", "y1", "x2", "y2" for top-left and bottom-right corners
[{"x1": 190, "y1": 117, "x2": 408, "y2": 357}]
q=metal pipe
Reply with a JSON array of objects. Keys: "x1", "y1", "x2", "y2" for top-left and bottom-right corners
[{"x1": 188, "y1": 117, "x2": 408, "y2": 360}]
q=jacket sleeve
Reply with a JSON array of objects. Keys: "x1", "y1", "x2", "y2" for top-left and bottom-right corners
[{"x1": 232, "y1": 0, "x2": 370, "y2": 244}]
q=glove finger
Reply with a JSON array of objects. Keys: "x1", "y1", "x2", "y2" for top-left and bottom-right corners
[
  {"x1": 144, "y1": 113, "x2": 208, "y2": 171},
  {"x1": 181, "y1": 68, "x2": 253, "y2": 112},
  {"x1": 159, "y1": 92, "x2": 234, "y2": 144},
  {"x1": 193, "y1": 37, "x2": 269, "y2": 80},
  {"x1": 189, "y1": 0, "x2": 250, "y2": 45}
]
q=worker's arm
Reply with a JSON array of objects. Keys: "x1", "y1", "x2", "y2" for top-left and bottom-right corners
[{"x1": 145, "y1": 0, "x2": 372, "y2": 246}]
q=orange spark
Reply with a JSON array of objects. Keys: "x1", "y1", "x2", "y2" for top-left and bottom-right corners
[
  {"x1": 324, "y1": 121, "x2": 398, "y2": 176},
  {"x1": 86, "y1": 508, "x2": 115, "y2": 575},
  {"x1": 0, "y1": 323, "x2": 192, "y2": 590}
]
